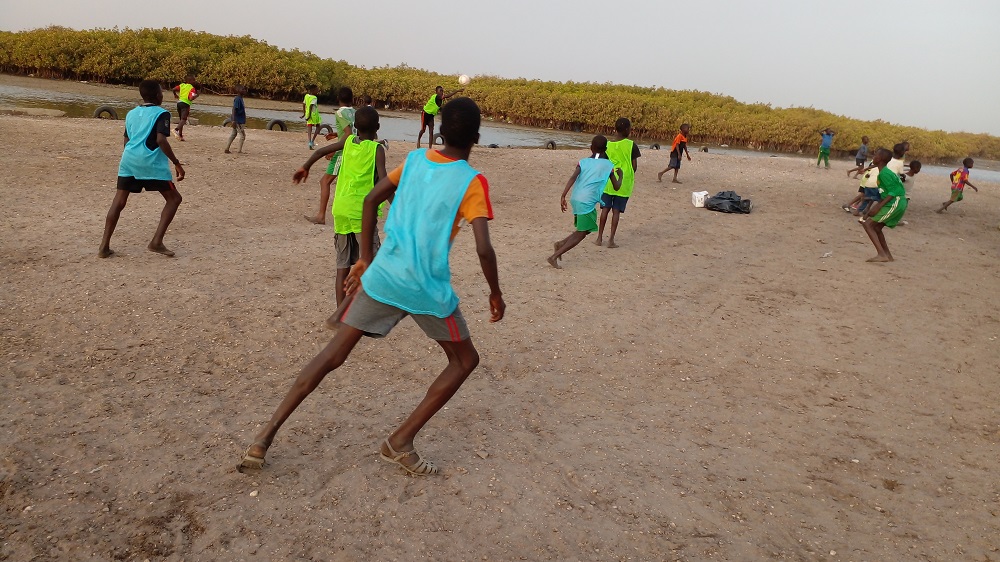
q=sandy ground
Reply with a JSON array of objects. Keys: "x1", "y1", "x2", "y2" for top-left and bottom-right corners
[{"x1": 1, "y1": 112, "x2": 999, "y2": 562}]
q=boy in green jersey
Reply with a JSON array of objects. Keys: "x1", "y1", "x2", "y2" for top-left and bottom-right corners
[
  {"x1": 302, "y1": 84, "x2": 321, "y2": 149},
  {"x1": 596, "y1": 117, "x2": 640, "y2": 248},
  {"x1": 294, "y1": 106, "x2": 386, "y2": 306},
  {"x1": 860, "y1": 148, "x2": 907, "y2": 262},
  {"x1": 309, "y1": 87, "x2": 355, "y2": 225},
  {"x1": 417, "y1": 85, "x2": 463, "y2": 148},
  {"x1": 171, "y1": 75, "x2": 198, "y2": 141}
]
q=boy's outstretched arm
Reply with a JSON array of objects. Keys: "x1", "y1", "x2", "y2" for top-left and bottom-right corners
[
  {"x1": 444, "y1": 89, "x2": 464, "y2": 100},
  {"x1": 471, "y1": 217, "x2": 504, "y2": 322},
  {"x1": 344, "y1": 177, "x2": 398, "y2": 296},
  {"x1": 967, "y1": 181, "x2": 978, "y2": 191},
  {"x1": 560, "y1": 165, "x2": 581, "y2": 212},
  {"x1": 293, "y1": 138, "x2": 348, "y2": 183},
  {"x1": 156, "y1": 133, "x2": 185, "y2": 181}
]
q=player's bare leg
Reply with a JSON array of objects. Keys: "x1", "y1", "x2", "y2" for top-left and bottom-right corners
[
  {"x1": 148, "y1": 188, "x2": 182, "y2": 257},
  {"x1": 308, "y1": 174, "x2": 335, "y2": 224},
  {"x1": 596, "y1": 207, "x2": 610, "y2": 246},
  {"x1": 241, "y1": 326, "x2": 366, "y2": 467},
  {"x1": 98, "y1": 190, "x2": 130, "y2": 258},
  {"x1": 862, "y1": 220, "x2": 890, "y2": 262},
  {"x1": 606, "y1": 210, "x2": 621, "y2": 248}
]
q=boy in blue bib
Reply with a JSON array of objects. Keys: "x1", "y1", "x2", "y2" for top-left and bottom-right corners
[
  {"x1": 548, "y1": 135, "x2": 622, "y2": 268},
  {"x1": 240, "y1": 98, "x2": 505, "y2": 477},
  {"x1": 99, "y1": 80, "x2": 185, "y2": 258}
]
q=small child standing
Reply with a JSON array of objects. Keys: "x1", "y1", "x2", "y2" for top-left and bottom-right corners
[
  {"x1": 937, "y1": 158, "x2": 978, "y2": 213},
  {"x1": 302, "y1": 84, "x2": 321, "y2": 149},
  {"x1": 99, "y1": 80, "x2": 185, "y2": 258},
  {"x1": 817, "y1": 128, "x2": 835, "y2": 169},
  {"x1": 308, "y1": 87, "x2": 355, "y2": 225},
  {"x1": 548, "y1": 135, "x2": 623, "y2": 268},
  {"x1": 859, "y1": 148, "x2": 907, "y2": 262},
  {"x1": 846, "y1": 136, "x2": 870, "y2": 178},
  {"x1": 293, "y1": 107, "x2": 387, "y2": 307},
  {"x1": 171, "y1": 75, "x2": 198, "y2": 141},
  {"x1": 224, "y1": 85, "x2": 247, "y2": 154},
  {"x1": 596, "y1": 117, "x2": 640, "y2": 248},
  {"x1": 239, "y1": 97, "x2": 505, "y2": 477},
  {"x1": 657, "y1": 123, "x2": 692, "y2": 184}
]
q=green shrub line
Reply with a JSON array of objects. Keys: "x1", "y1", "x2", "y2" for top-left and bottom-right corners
[{"x1": 2, "y1": 27, "x2": 997, "y2": 161}]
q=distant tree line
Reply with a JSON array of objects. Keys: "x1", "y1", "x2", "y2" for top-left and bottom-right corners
[{"x1": 1, "y1": 27, "x2": 997, "y2": 162}]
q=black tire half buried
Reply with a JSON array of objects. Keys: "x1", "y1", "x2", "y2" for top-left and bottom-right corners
[
  {"x1": 650, "y1": 143, "x2": 660, "y2": 150},
  {"x1": 432, "y1": 133, "x2": 443, "y2": 146},
  {"x1": 266, "y1": 119, "x2": 288, "y2": 131},
  {"x1": 317, "y1": 123, "x2": 333, "y2": 136},
  {"x1": 545, "y1": 140, "x2": 556, "y2": 150},
  {"x1": 93, "y1": 105, "x2": 118, "y2": 119}
]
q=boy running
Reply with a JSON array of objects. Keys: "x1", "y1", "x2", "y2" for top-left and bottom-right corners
[
  {"x1": 596, "y1": 118, "x2": 640, "y2": 248},
  {"x1": 238, "y1": 98, "x2": 505, "y2": 476},
  {"x1": 308, "y1": 87, "x2": 355, "y2": 225},
  {"x1": 937, "y1": 158, "x2": 978, "y2": 213},
  {"x1": 417, "y1": 85, "x2": 462, "y2": 148},
  {"x1": 657, "y1": 123, "x2": 692, "y2": 184},
  {"x1": 293, "y1": 107, "x2": 387, "y2": 307},
  {"x1": 171, "y1": 75, "x2": 198, "y2": 141},
  {"x1": 224, "y1": 85, "x2": 247, "y2": 154},
  {"x1": 816, "y1": 128, "x2": 835, "y2": 169},
  {"x1": 548, "y1": 135, "x2": 623, "y2": 268},
  {"x1": 99, "y1": 80, "x2": 185, "y2": 258},
  {"x1": 859, "y1": 148, "x2": 907, "y2": 262},
  {"x1": 302, "y1": 85, "x2": 321, "y2": 150}
]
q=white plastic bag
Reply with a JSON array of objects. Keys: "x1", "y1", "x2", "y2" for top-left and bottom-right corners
[{"x1": 692, "y1": 191, "x2": 710, "y2": 207}]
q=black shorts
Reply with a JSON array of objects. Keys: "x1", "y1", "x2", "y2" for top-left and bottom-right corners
[
  {"x1": 117, "y1": 176, "x2": 174, "y2": 193},
  {"x1": 422, "y1": 112, "x2": 434, "y2": 127},
  {"x1": 856, "y1": 158, "x2": 865, "y2": 166},
  {"x1": 177, "y1": 102, "x2": 191, "y2": 117}
]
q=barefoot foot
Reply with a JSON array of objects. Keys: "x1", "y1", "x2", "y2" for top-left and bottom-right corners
[
  {"x1": 147, "y1": 244, "x2": 175, "y2": 257},
  {"x1": 305, "y1": 214, "x2": 326, "y2": 225},
  {"x1": 237, "y1": 440, "x2": 270, "y2": 473},
  {"x1": 594, "y1": 237, "x2": 603, "y2": 246},
  {"x1": 224, "y1": 149, "x2": 231, "y2": 154},
  {"x1": 547, "y1": 255, "x2": 562, "y2": 269},
  {"x1": 671, "y1": 179, "x2": 682, "y2": 184},
  {"x1": 553, "y1": 241, "x2": 563, "y2": 261},
  {"x1": 607, "y1": 242, "x2": 619, "y2": 249},
  {"x1": 657, "y1": 171, "x2": 664, "y2": 182},
  {"x1": 97, "y1": 247, "x2": 114, "y2": 259},
  {"x1": 866, "y1": 255, "x2": 891, "y2": 263}
]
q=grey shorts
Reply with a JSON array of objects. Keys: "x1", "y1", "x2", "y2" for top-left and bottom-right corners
[
  {"x1": 336, "y1": 289, "x2": 470, "y2": 342},
  {"x1": 335, "y1": 232, "x2": 380, "y2": 269}
]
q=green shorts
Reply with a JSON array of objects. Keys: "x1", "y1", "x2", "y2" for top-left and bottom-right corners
[
  {"x1": 574, "y1": 209, "x2": 598, "y2": 232},
  {"x1": 871, "y1": 196, "x2": 907, "y2": 228},
  {"x1": 325, "y1": 152, "x2": 343, "y2": 175},
  {"x1": 950, "y1": 189, "x2": 964, "y2": 202}
]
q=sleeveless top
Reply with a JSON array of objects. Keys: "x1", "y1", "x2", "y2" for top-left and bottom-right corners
[
  {"x1": 570, "y1": 157, "x2": 614, "y2": 214},
  {"x1": 423, "y1": 94, "x2": 442, "y2": 116},
  {"x1": 332, "y1": 135, "x2": 379, "y2": 234},
  {"x1": 604, "y1": 139, "x2": 636, "y2": 197},
  {"x1": 361, "y1": 149, "x2": 480, "y2": 317},
  {"x1": 118, "y1": 105, "x2": 172, "y2": 180}
]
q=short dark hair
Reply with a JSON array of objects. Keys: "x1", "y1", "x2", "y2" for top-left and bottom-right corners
[
  {"x1": 338, "y1": 87, "x2": 353, "y2": 104},
  {"x1": 306, "y1": 84, "x2": 317, "y2": 90},
  {"x1": 139, "y1": 80, "x2": 161, "y2": 102},
  {"x1": 354, "y1": 106, "x2": 379, "y2": 134},
  {"x1": 614, "y1": 118, "x2": 631, "y2": 135},
  {"x1": 963, "y1": 157, "x2": 974, "y2": 167},
  {"x1": 892, "y1": 143, "x2": 906, "y2": 158},
  {"x1": 874, "y1": 147, "x2": 893, "y2": 163},
  {"x1": 680, "y1": 123, "x2": 690, "y2": 130},
  {"x1": 908, "y1": 160, "x2": 922, "y2": 173},
  {"x1": 361, "y1": 94, "x2": 372, "y2": 105},
  {"x1": 435, "y1": 85, "x2": 444, "y2": 91},
  {"x1": 439, "y1": 97, "x2": 480, "y2": 149},
  {"x1": 591, "y1": 135, "x2": 608, "y2": 153}
]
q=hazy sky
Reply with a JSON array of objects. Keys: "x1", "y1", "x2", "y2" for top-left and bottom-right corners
[{"x1": 3, "y1": 0, "x2": 999, "y2": 135}]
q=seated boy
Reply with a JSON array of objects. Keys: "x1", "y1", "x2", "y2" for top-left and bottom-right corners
[{"x1": 239, "y1": 98, "x2": 505, "y2": 477}]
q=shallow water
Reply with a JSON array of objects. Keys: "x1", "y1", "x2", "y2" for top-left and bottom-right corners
[{"x1": 3, "y1": 83, "x2": 999, "y2": 183}]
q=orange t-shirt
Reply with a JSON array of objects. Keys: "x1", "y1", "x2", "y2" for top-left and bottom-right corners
[
  {"x1": 671, "y1": 133, "x2": 688, "y2": 153},
  {"x1": 387, "y1": 150, "x2": 493, "y2": 239}
]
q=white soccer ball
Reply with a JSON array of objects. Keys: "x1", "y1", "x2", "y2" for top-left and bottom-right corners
[{"x1": 458, "y1": 74, "x2": 471, "y2": 86}]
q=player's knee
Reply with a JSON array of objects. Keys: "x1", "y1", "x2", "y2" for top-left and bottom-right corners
[{"x1": 453, "y1": 346, "x2": 480, "y2": 372}]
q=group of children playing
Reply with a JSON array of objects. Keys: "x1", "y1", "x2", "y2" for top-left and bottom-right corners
[
  {"x1": 834, "y1": 134, "x2": 981, "y2": 262},
  {"x1": 98, "y1": 76, "x2": 987, "y2": 478}
]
